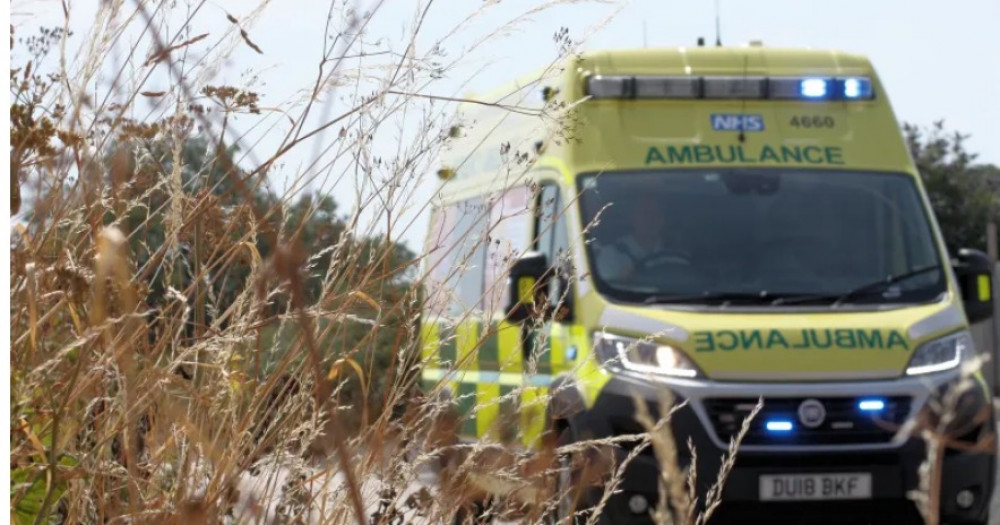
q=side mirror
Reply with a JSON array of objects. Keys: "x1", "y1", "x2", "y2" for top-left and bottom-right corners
[
  {"x1": 952, "y1": 248, "x2": 994, "y2": 324},
  {"x1": 503, "y1": 251, "x2": 549, "y2": 324}
]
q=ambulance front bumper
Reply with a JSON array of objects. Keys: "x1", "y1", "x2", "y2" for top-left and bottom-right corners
[{"x1": 569, "y1": 371, "x2": 995, "y2": 524}]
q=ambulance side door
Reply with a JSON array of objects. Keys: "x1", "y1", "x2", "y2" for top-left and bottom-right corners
[{"x1": 520, "y1": 175, "x2": 576, "y2": 445}]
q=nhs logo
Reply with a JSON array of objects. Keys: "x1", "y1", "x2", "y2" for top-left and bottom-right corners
[{"x1": 711, "y1": 114, "x2": 765, "y2": 132}]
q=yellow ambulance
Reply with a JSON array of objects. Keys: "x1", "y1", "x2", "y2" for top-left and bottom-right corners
[{"x1": 419, "y1": 45, "x2": 996, "y2": 524}]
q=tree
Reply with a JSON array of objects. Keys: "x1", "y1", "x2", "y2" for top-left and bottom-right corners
[
  {"x1": 904, "y1": 121, "x2": 1000, "y2": 254},
  {"x1": 109, "y1": 131, "x2": 418, "y2": 421}
]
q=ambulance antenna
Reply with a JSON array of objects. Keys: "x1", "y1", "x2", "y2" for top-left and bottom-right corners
[{"x1": 715, "y1": 0, "x2": 723, "y2": 47}]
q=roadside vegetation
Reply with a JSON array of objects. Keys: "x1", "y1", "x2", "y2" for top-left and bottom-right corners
[{"x1": 8, "y1": 2, "x2": 1000, "y2": 524}]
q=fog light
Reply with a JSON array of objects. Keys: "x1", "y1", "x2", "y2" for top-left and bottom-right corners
[
  {"x1": 858, "y1": 398, "x2": 886, "y2": 411},
  {"x1": 765, "y1": 420, "x2": 794, "y2": 432},
  {"x1": 628, "y1": 494, "x2": 649, "y2": 515},
  {"x1": 956, "y1": 489, "x2": 976, "y2": 509}
]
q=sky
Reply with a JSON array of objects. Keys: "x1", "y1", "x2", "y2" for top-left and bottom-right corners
[{"x1": 11, "y1": 0, "x2": 1000, "y2": 251}]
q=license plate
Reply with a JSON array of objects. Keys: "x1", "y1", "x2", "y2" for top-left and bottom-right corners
[{"x1": 759, "y1": 473, "x2": 872, "y2": 501}]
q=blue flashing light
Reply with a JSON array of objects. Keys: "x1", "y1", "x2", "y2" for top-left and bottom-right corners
[
  {"x1": 843, "y1": 78, "x2": 862, "y2": 98},
  {"x1": 800, "y1": 78, "x2": 828, "y2": 99},
  {"x1": 839, "y1": 77, "x2": 872, "y2": 99},
  {"x1": 765, "y1": 420, "x2": 794, "y2": 432},
  {"x1": 858, "y1": 398, "x2": 886, "y2": 411}
]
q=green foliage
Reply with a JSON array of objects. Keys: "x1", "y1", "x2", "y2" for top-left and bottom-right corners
[
  {"x1": 12, "y1": 465, "x2": 57, "y2": 525},
  {"x1": 11, "y1": 447, "x2": 77, "y2": 524},
  {"x1": 905, "y1": 121, "x2": 1000, "y2": 253},
  {"x1": 110, "y1": 133, "x2": 419, "y2": 420}
]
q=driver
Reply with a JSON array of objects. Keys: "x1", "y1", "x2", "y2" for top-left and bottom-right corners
[{"x1": 596, "y1": 194, "x2": 683, "y2": 280}]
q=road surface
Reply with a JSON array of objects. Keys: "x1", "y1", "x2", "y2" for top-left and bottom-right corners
[{"x1": 231, "y1": 427, "x2": 1000, "y2": 524}]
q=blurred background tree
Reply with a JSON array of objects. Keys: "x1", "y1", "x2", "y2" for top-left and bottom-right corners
[
  {"x1": 905, "y1": 120, "x2": 1000, "y2": 256},
  {"x1": 109, "y1": 131, "x2": 419, "y2": 421}
]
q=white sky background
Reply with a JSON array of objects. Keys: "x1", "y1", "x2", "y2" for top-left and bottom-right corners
[{"x1": 10, "y1": 0, "x2": 1000, "y2": 252}]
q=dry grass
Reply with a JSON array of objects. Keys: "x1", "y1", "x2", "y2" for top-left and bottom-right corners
[
  {"x1": 631, "y1": 390, "x2": 761, "y2": 525},
  {"x1": 9, "y1": 2, "x2": 694, "y2": 523},
  {"x1": 906, "y1": 355, "x2": 997, "y2": 525}
]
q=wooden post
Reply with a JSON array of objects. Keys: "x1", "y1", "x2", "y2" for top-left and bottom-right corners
[
  {"x1": 987, "y1": 221, "x2": 998, "y2": 261},
  {"x1": 989, "y1": 221, "x2": 1000, "y2": 397},
  {"x1": 993, "y1": 259, "x2": 1000, "y2": 398}
]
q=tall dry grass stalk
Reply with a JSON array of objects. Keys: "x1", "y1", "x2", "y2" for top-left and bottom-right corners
[
  {"x1": 633, "y1": 390, "x2": 762, "y2": 525},
  {"x1": 9, "y1": 1, "x2": 767, "y2": 524},
  {"x1": 10, "y1": 1, "x2": 610, "y2": 523},
  {"x1": 906, "y1": 355, "x2": 997, "y2": 525}
]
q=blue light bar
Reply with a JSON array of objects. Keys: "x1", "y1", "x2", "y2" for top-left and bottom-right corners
[
  {"x1": 858, "y1": 399, "x2": 886, "y2": 411},
  {"x1": 800, "y1": 78, "x2": 829, "y2": 99},
  {"x1": 765, "y1": 420, "x2": 794, "y2": 432},
  {"x1": 587, "y1": 75, "x2": 874, "y2": 101}
]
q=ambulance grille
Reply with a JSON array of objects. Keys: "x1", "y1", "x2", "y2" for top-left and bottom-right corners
[{"x1": 703, "y1": 396, "x2": 911, "y2": 446}]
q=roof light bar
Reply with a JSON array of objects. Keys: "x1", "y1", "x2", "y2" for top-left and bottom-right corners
[
  {"x1": 634, "y1": 76, "x2": 700, "y2": 99},
  {"x1": 768, "y1": 77, "x2": 832, "y2": 100},
  {"x1": 702, "y1": 76, "x2": 767, "y2": 99},
  {"x1": 587, "y1": 75, "x2": 634, "y2": 98},
  {"x1": 586, "y1": 75, "x2": 875, "y2": 101}
]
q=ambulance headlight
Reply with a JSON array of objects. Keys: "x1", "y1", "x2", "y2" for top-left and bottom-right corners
[
  {"x1": 593, "y1": 332, "x2": 699, "y2": 378},
  {"x1": 905, "y1": 331, "x2": 973, "y2": 376}
]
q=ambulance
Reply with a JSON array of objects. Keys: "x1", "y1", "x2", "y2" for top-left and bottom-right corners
[{"x1": 419, "y1": 45, "x2": 996, "y2": 524}]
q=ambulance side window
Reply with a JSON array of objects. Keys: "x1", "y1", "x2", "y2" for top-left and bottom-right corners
[
  {"x1": 484, "y1": 185, "x2": 533, "y2": 317},
  {"x1": 535, "y1": 184, "x2": 570, "y2": 263},
  {"x1": 423, "y1": 206, "x2": 454, "y2": 317},
  {"x1": 425, "y1": 198, "x2": 489, "y2": 317},
  {"x1": 535, "y1": 182, "x2": 574, "y2": 317},
  {"x1": 451, "y1": 198, "x2": 489, "y2": 315}
]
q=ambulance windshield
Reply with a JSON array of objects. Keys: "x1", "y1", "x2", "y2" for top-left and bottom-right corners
[{"x1": 577, "y1": 169, "x2": 946, "y2": 306}]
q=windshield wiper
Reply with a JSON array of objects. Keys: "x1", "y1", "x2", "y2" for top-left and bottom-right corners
[
  {"x1": 773, "y1": 264, "x2": 943, "y2": 306},
  {"x1": 644, "y1": 291, "x2": 784, "y2": 306}
]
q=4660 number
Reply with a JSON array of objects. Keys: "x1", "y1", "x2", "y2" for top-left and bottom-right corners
[{"x1": 790, "y1": 116, "x2": 835, "y2": 128}]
